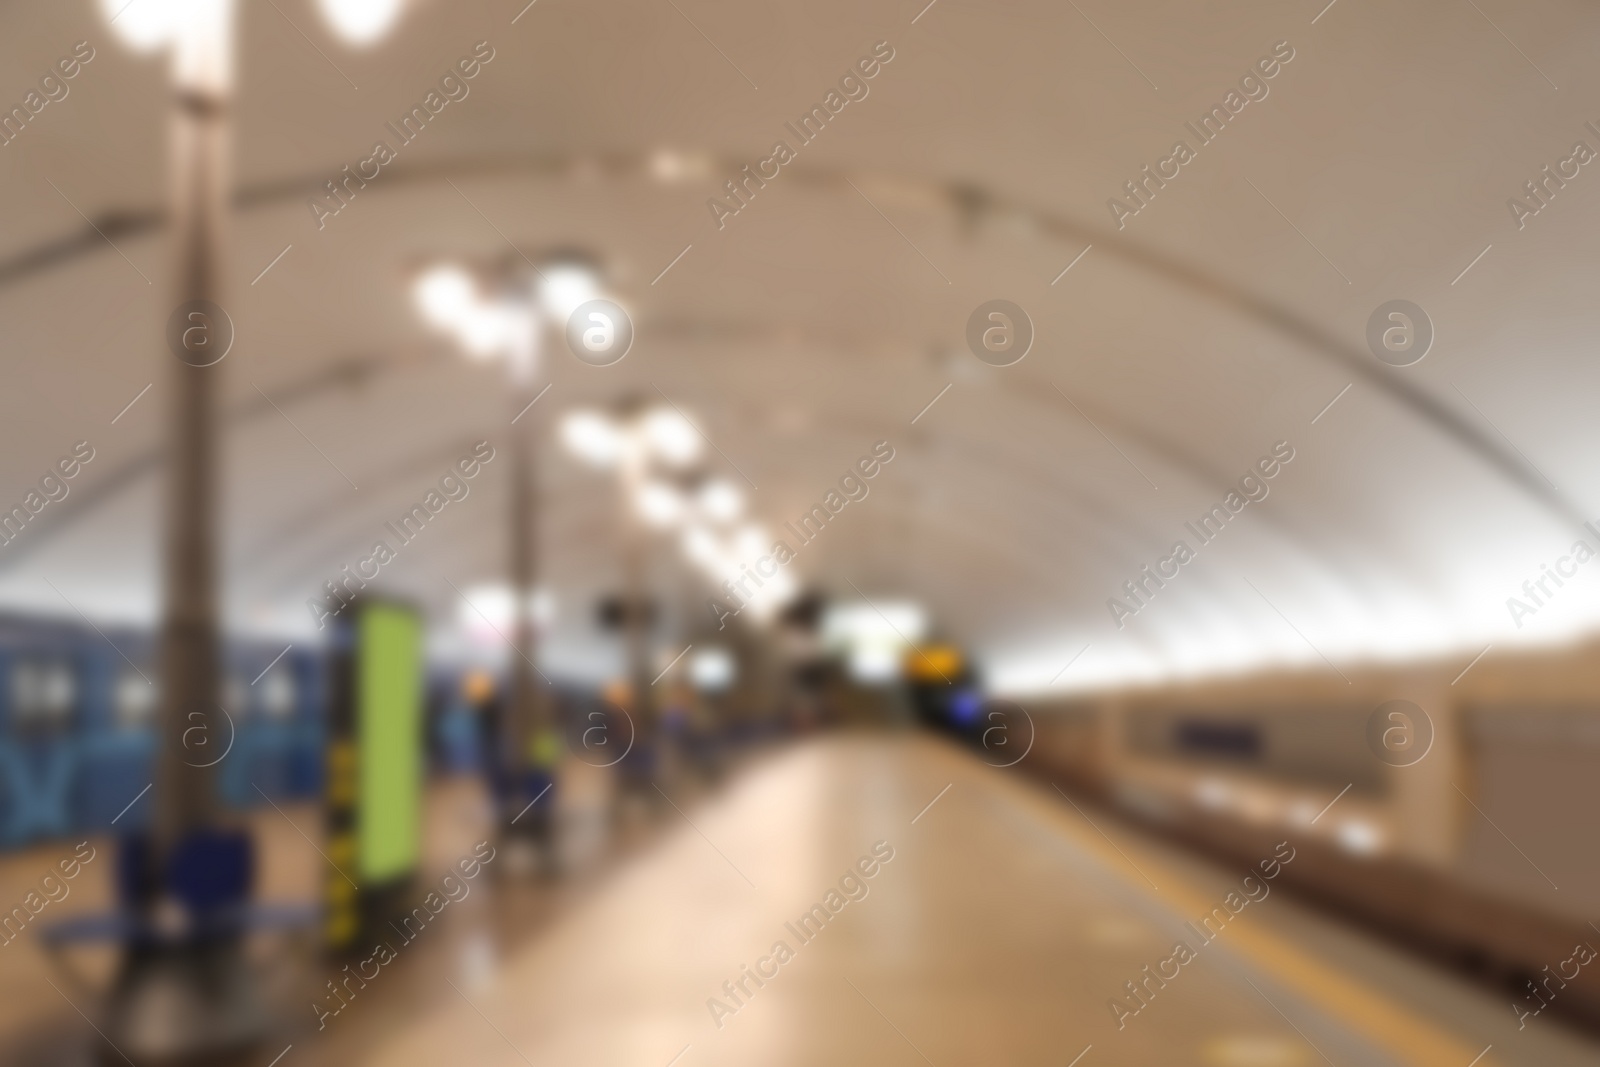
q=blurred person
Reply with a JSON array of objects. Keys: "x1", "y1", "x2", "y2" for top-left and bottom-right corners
[
  {"x1": 516, "y1": 714, "x2": 563, "y2": 876},
  {"x1": 685, "y1": 685, "x2": 725, "y2": 784},
  {"x1": 605, "y1": 678, "x2": 661, "y2": 820}
]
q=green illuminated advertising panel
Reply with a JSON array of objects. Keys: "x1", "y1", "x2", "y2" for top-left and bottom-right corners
[{"x1": 357, "y1": 602, "x2": 422, "y2": 884}]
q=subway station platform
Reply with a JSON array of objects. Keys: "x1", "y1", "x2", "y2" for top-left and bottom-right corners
[
  {"x1": 8, "y1": 734, "x2": 1600, "y2": 1067},
  {"x1": 331, "y1": 736, "x2": 1600, "y2": 1067}
]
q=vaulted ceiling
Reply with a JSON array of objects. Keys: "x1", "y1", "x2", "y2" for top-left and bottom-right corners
[{"x1": 1, "y1": 0, "x2": 1598, "y2": 691}]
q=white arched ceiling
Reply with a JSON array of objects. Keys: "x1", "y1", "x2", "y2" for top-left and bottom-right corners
[{"x1": 2, "y1": 0, "x2": 1599, "y2": 692}]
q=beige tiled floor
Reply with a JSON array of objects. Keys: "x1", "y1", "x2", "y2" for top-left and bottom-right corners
[{"x1": 343, "y1": 736, "x2": 1600, "y2": 1067}]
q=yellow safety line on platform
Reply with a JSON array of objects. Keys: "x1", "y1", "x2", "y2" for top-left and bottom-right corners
[{"x1": 964, "y1": 755, "x2": 1498, "y2": 1067}]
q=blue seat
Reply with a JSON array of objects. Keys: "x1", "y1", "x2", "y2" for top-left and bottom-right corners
[
  {"x1": 169, "y1": 827, "x2": 254, "y2": 933},
  {"x1": 42, "y1": 829, "x2": 312, "y2": 950}
]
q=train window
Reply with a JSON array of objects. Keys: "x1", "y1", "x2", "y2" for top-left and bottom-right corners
[
  {"x1": 11, "y1": 658, "x2": 77, "y2": 733},
  {"x1": 1173, "y1": 719, "x2": 1261, "y2": 761},
  {"x1": 114, "y1": 669, "x2": 157, "y2": 730},
  {"x1": 261, "y1": 669, "x2": 296, "y2": 720}
]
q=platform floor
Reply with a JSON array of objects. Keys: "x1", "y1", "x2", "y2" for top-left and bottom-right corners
[
  {"x1": 6, "y1": 733, "x2": 1600, "y2": 1066},
  {"x1": 333, "y1": 735, "x2": 1600, "y2": 1067}
]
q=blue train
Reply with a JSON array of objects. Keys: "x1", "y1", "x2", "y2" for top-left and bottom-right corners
[{"x1": 0, "y1": 612, "x2": 328, "y2": 850}]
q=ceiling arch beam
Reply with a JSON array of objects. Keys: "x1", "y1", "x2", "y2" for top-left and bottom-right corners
[{"x1": 0, "y1": 150, "x2": 1579, "y2": 528}]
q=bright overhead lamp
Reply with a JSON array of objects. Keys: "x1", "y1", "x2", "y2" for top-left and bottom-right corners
[
  {"x1": 539, "y1": 263, "x2": 601, "y2": 320},
  {"x1": 642, "y1": 407, "x2": 702, "y2": 466},
  {"x1": 459, "y1": 303, "x2": 519, "y2": 360},
  {"x1": 635, "y1": 480, "x2": 686, "y2": 529},
  {"x1": 733, "y1": 524, "x2": 768, "y2": 560},
  {"x1": 456, "y1": 583, "x2": 555, "y2": 638},
  {"x1": 560, "y1": 410, "x2": 622, "y2": 468},
  {"x1": 414, "y1": 264, "x2": 523, "y2": 360},
  {"x1": 766, "y1": 569, "x2": 798, "y2": 601},
  {"x1": 689, "y1": 647, "x2": 736, "y2": 691},
  {"x1": 317, "y1": 0, "x2": 406, "y2": 46},
  {"x1": 101, "y1": 0, "x2": 180, "y2": 51},
  {"x1": 823, "y1": 600, "x2": 928, "y2": 646},
  {"x1": 414, "y1": 264, "x2": 478, "y2": 333},
  {"x1": 102, "y1": 0, "x2": 236, "y2": 90},
  {"x1": 697, "y1": 479, "x2": 743, "y2": 523},
  {"x1": 681, "y1": 524, "x2": 722, "y2": 569},
  {"x1": 740, "y1": 568, "x2": 799, "y2": 623}
]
